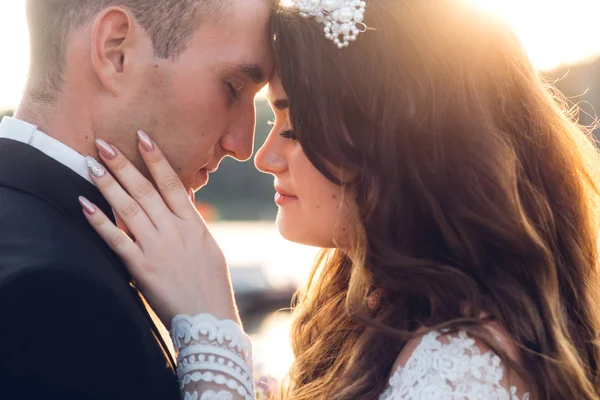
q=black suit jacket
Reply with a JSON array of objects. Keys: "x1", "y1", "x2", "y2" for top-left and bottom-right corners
[{"x1": 0, "y1": 138, "x2": 180, "y2": 399}]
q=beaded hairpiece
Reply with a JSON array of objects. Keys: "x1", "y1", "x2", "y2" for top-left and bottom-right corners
[{"x1": 291, "y1": 0, "x2": 368, "y2": 48}]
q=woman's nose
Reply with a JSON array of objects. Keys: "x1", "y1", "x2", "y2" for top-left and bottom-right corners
[{"x1": 255, "y1": 137, "x2": 287, "y2": 174}]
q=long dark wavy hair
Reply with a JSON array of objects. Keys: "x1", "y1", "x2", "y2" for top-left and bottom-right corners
[{"x1": 269, "y1": 0, "x2": 600, "y2": 399}]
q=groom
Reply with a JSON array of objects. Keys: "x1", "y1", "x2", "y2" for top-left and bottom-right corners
[{"x1": 0, "y1": 0, "x2": 273, "y2": 399}]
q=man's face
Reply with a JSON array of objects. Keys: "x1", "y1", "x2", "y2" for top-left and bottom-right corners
[{"x1": 103, "y1": 0, "x2": 274, "y2": 192}]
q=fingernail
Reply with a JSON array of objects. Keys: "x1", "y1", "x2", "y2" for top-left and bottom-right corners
[
  {"x1": 79, "y1": 196, "x2": 96, "y2": 215},
  {"x1": 137, "y1": 129, "x2": 154, "y2": 152},
  {"x1": 85, "y1": 156, "x2": 106, "y2": 178},
  {"x1": 95, "y1": 139, "x2": 117, "y2": 160},
  {"x1": 189, "y1": 189, "x2": 196, "y2": 203}
]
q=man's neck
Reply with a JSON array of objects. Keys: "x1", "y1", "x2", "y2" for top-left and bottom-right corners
[
  {"x1": 15, "y1": 93, "x2": 99, "y2": 158},
  {"x1": 15, "y1": 95, "x2": 131, "y2": 233}
]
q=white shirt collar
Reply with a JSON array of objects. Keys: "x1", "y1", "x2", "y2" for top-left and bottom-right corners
[{"x1": 0, "y1": 117, "x2": 94, "y2": 185}]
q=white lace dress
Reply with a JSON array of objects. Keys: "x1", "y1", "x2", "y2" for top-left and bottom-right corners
[{"x1": 170, "y1": 314, "x2": 530, "y2": 400}]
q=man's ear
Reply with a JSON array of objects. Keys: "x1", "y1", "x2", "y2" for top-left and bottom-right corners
[{"x1": 91, "y1": 7, "x2": 136, "y2": 96}]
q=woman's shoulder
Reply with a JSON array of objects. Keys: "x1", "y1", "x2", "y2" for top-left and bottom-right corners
[{"x1": 379, "y1": 324, "x2": 530, "y2": 400}]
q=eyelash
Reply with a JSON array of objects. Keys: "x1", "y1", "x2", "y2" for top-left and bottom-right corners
[
  {"x1": 227, "y1": 83, "x2": 238, "y2": 101},
  {"x1": 280, "y1": 130, "x2": 298, "y2": 140},
  {"x1": 268, "y1": 120, "x2": 297, "y2": 140}
]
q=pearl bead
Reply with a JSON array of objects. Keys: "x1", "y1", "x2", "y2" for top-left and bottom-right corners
[
  {"x1": 339, "y1": 7, "x2": 353, "y2": 23},
  {"x1": 322, "y1": 0, "x2": 343, "y2": 12},
  {"x1": 290, "y1": 0, "x2": 368, "y2": 49}
]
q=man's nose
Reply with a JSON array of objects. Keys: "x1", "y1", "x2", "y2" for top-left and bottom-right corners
[{"x1": 221, "y1": 109, "x2": 256, "y2": 162}]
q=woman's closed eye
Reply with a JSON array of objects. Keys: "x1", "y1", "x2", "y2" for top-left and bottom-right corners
[
  {"x1": 280, "y1": 130, "x2": 297, "y2": 140},
  {"x1": 267, "y1": 120, "x2": 297, "y2": 140}
]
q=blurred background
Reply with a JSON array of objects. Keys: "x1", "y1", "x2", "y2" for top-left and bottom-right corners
[{"x1": 1, "y1": 0, "x2": 600, "y2": 381}]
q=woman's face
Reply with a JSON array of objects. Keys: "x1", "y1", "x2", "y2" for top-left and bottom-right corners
[{"x1": 255, "y1": 73, "x2": 351, "y2": 248}]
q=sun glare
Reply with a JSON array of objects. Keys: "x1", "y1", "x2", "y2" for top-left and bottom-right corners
[
  {"x1": 0, "y1": 2, "x2": 29, "y2": 110},
  {"x1": 464, "y1": 0, "x2": 600, "y2": 70}
]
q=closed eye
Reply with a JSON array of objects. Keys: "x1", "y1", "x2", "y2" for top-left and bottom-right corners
[
  {"x1": 226, "y1": 78, "x2": 246, "y2": 103},
  {"x1": 280, "y1": 130, "x2": 297, "y2": 140},
  {"x1": 227, "y1": 82, "x2": 238, "y2": 100}
]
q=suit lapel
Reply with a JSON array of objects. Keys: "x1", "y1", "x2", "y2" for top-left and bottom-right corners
[{"x1": 0, "y1": 138, "x2": 177, "y2": 370}]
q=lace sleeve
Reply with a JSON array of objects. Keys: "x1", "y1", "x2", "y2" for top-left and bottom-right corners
[
  {"x1": 379, "y1": 330, "x2": 530, "y2": 400},
  {"x1": 170, "y1": 314, "x2": 256, "y2": 400}
]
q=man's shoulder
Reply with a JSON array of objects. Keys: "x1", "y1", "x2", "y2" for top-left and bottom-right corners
[
  {"x1": 0, "y1": 186, "x2": 121, "y2": 285},
  {"x1": 0, "y1": 185, "x2": 75, "y2": 241},
  {"x1": 0, "y1": 184, "x2": 97, "y2": 243},
  {"x1": 0, "y1": 184, "x2": 70, "y2": 222}
]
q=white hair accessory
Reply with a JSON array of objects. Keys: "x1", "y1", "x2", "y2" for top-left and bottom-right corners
[{"x1": 292, "y1": 0, "x2": 368, "y2": 49}]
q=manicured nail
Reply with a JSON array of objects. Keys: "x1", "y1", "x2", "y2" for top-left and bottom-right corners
[
  {"x1": 95, "y1": 139, "x2": 117, "y2": 160},
  {"x1": 79, "y1": 196, "x2": 96, "y2": 215},
  {"x1": 137, "y1": 130, "x2": 154, "y2": 152},
  {"x1": 85, "y1": 156, "x2": 106, "y2": 178}
]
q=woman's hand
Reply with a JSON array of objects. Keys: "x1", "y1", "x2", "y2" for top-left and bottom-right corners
[{"x1": 79, "y1": 130, "x2": 240, "y2": 328}]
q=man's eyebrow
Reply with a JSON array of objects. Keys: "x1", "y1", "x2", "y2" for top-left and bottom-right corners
[
  {"x1": 239, "y1": 64, "x2": 267, "y2": 84},
  {"x1": 273, "y1": 99, "x2": 290, "y2": 110}
]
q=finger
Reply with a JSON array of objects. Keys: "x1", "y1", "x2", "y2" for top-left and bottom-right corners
[
  {"x1": 78, "y1": 196, "x2": 145, "y2": 270},
  {"x1": 136, "y1": 130, "x2": 197, "y2": 219},
  {"x1": 85, "y1": 156, "x2": 157, "y2": 242},
  {"x1": 95, "y1": 139, "x2": 172, "y2": 227}
]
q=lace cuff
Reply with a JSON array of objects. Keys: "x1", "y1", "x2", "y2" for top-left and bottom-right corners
[{"x1": 171, "y1": 314, "x2": 255, "y2": 400}]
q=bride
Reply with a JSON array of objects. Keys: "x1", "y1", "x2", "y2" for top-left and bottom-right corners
[{"x1": 79, "y1": 0, "x2": 600, "y2": 398}]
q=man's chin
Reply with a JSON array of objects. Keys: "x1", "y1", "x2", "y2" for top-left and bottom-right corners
[{"x1": 190, "y1": 169, "x2": 209, "y2": 191}]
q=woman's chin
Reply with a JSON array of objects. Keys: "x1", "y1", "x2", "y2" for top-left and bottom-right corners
[
  {"x1": 276, "y1": 216, "x2": 306, "y2": 245},
  {"x1": 275, "y1": 215, "x2": 334, "y2": 248}
]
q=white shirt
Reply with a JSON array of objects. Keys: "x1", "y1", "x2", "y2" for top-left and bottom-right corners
[{"x1": 0, "y1": 117, "x2": 94, "y2": 185}]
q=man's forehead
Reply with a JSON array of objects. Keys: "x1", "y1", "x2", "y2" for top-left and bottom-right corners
[{"x1": 214, "y1": 0, "x2": 273, "y2": 52}]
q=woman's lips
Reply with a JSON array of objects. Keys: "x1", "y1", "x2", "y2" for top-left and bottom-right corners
[{"x1": 275, "y1": 186, "x2": 298, "y2": 206}]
